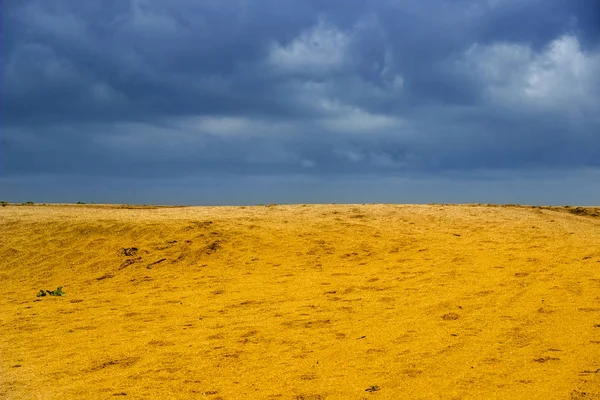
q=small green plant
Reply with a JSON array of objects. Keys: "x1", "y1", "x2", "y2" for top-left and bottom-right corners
[
  {"x1": 77, "y1": 201, "x2": 86, "y2": 204},
  {"x1": 0, "y1": 201, "x2": 7, "y2": 207},
  {"x1": 36, "y1": 287, "x2": 66, "y2": 297}
]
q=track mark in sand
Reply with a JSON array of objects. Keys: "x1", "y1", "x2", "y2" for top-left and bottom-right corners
[
  {"x1": 88, "y1": 356, "x2": 140, "y2": 372},
  {"x1": 121, "y1": 247, "x2": 138, "y2": 257},
  {"x1": 537, "y1": 307, "x2": 555, "y2": 314},
  {"x1": 231, "y1": 300, "x2": 263, "y2": 308},
  {"x1": 533, "y1": 356, "x2": 560, "y2": 363},
  {"x1": 96, "y1": 274, "x2": 115, "y2": 281},
  {"x1": 205, "y1": 241, "x2": 221, "y2": 254},
  {"x1": 155, "y1": 241, "x2": 178, "y2": 250},
  {"x1": 130, "y1": 275, "x2": 154, "y2": 285},
  {"x1": 441, "y1": 313, "x2": 460, "y2": 321},
  {"x1": 146, "y1": 258, "x2": 166, "y2": 269},
  {"x1": 402, "y1": 369, "x2": 423, "y2": 378},
  {"x1": 70, "y1": 325, "x2": 97, "y2": 331},
  {"x1": 392, "y1": 332, "x2": 416, "y2": 344},
  {"x1": 119, "y1": 257, "x2": 142, "y2": 270},
  {"x1": 570, "y1": 390, "x2": 600, "y2": 399},
  {"x1": 148, "y1": 340, "x2": 175, "y2": 347},
  {"x1": 365, "y1": 385, "x2": 381, "y2": 392},
  {"x1": 124, "y1": 312, "x2": 140, "y2": 318},
  {"x1": 207, "y1": 334, "x2": 223, "y2": 340},
  {"x1": 360, "y1": 284, "x2": 392, "y2": 292},
  {"x1": 578, "y1": 369, "x2": 600, "y2": 376},
  {"x1": 296, "y1": 394, "x2": 326, "y2": 400},
  {"x1": 282, "y1": 319, "x2": 332, "y2": 329},
  {"x1": 222, "y1": 351, "x2": 242, "y2": 359}
]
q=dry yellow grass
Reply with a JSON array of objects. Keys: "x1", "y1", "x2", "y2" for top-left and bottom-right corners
[{"x1": 1, "y1": 203, "x2": 600, "y2": 399}]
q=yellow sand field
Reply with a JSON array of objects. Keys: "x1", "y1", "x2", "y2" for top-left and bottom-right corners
[{"x1": 1, "y1": 204, "x2": 600, "y2": 399}]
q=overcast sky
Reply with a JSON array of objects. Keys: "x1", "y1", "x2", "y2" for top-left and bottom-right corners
[{"x1": 2, "y1": 0, "x2": 599, "y2": 205}]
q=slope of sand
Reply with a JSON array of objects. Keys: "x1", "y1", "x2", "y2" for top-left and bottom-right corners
[{"x1": 1, "y1": 204, "x2": 600, "y2": 399}]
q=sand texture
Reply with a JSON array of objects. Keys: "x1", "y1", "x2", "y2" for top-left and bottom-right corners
[{"x1": 1, "y1": 203, "x2": 600, "y2": 399}]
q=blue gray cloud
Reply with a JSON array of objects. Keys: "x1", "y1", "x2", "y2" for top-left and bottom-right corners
[{"x1": 1, "y1": 0, "x2": 599, "y2": 203}]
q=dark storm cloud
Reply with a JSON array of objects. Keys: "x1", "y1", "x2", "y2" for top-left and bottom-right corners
[{"x1": 1, "y1": 0, "x2": 600, "y2": 203}]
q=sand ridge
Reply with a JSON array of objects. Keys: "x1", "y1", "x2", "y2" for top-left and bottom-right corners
[{"x1": 1, "y1": 203, "x2": 600, "y2": 399}]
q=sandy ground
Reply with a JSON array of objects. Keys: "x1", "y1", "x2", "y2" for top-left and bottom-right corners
[{"x1": 1, "y1": 203, "x2": 600, "y2": 400}]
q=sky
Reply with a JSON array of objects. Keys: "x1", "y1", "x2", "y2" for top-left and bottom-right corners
[{"x1": 1, "y1": 0, "x2": 600, "y2": 205}]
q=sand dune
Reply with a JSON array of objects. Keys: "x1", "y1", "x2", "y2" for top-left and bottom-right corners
[{"x1": 1, "y1": 203, "x2": 600, "y2": 399}]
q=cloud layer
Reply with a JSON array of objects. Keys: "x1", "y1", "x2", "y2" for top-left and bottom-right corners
[{"x1": 2, "y1": 0, "x2": 599, "y2": 203}]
